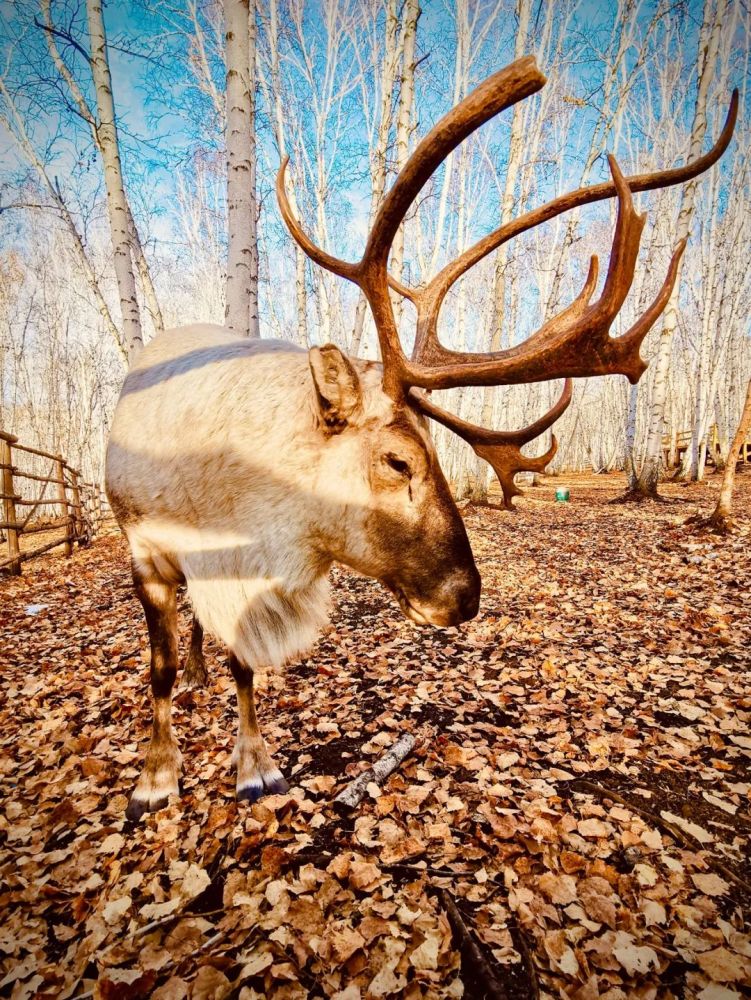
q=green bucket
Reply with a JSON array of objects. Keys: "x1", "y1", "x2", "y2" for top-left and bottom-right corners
[{"x1": 555, "y1": 488, "x2": 570, "y2": 502}]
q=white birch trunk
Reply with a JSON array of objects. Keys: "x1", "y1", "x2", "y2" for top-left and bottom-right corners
[
  {"x1": 224, "y1": 0, "x2": 259, "y2": 338},
  {"x1": 248, "y1": 0, "x2": 260, "y2": 339},
  {"x1": 350, "y1": 0, "x2": 400, "y2": 357},
  {"x1": 390, "y1": 0, "x2": 419, "y2": 329},
  {"x1": 126, "y1": 205, "x2": 165, "y2": 335},
  {"x1": 636, "y1": 0, "x2": 726, "y2": 496},
  {"x1": 472, "y1": 0, "x2": 532, "y2": 501},
  {"x1": 86, "y1": 0, "x2": 143, "y2": 364},
  {"x1": 43, "y1": 0, "x2": 163, "y2": 343},
  {"x1": 706, "y1": 378, "x2": 751, "y2": 530},
  {"x1": 261, "y1": 0, "x2": 307, "y2": 344},
  {"x1": 624, "y1": 382, "x2": 639, "y2": 489}
]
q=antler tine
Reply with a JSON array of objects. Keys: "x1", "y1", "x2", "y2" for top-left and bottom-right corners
[
  {"x1": 401, "y1": 153, "x2": 677, "y2": 390},
  {"x1": 358, "y1": 56, "x2": 547, "y2": 396},
  {"x1": 412, "y1": 378, "x2": 572, "y2": 447},
  {"x1": 578, "y1": 155, "x2": 645, "y2": 327},
  {"x1": 388, "y1": 273, "x2": 419, "y2": 303},
  {"x1": 617, "y1": 235, "x2": 688, "y2": 371},
  {"x1": 479, "y1": 433, "x2": 559, "y2": 510},
  {"x1": 276, "y1": 157, "x2": 360, "y2": 282},
  {"x1": 413, "y1": 380, "x2": 573, "y2": 508},
  {"x1": 409, "y1": 91, "x2": 738, "y2": 355}
]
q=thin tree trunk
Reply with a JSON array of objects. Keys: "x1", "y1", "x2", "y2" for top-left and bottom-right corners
[
  {"x1": 390, "y1": 0, "x2": 419, "y2": 329},
  {"x1": 126, "y1": 205, "x2": 164, "y2": 334},
  {"x1": 350, "y1": 0, "x2": 400, "y2": 357},
  {"x1": 86, "y1": 0, "x2": 143, "y2": 363},
  {"x1": 224, "y1": 0, "x2": 259, "y2": 338},
  {"x1": 260, "y1": 0, "x2": 307, "y2": 344},
  {"x1": 635, "y1": 0, "x2": 726, "y2": 497},
  {"x1": 682, "y1": 169, "x2": 720, "y2": 481},
  {"x1": 703, "y1": 379, "x2": 751, "y2": 531},
  {"x1": 42, "y1": 0, "x2": 163, "y2": 343},
  {"x1": 472, "y1": 0, "x2": 531, "y2": 502},
  {"x1": 248, "y1": 0, "x2": 260, "y2": 338},
  {"x1": 624, "y1": 382, "x2": 639, "y2": 489}
]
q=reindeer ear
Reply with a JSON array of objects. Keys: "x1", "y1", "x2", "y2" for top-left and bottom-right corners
[{"x1": 308, "y1": 344, "x2": 362, "y2": 432}]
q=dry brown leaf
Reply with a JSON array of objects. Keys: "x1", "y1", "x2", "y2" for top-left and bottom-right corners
[
  {"x1": 697, "y1": 947, "x2": 751, "y2": 984},
  {"x1": 538, "y1": 872, "x2": 578, "y2": 905},
  {"x1": 691, "y1": 873, "x2": 731, "y2": 897}
]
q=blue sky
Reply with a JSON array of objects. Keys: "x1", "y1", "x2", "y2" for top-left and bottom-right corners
[{"x1": 0, "y1": 0, "x2": 741, "y2": 306}]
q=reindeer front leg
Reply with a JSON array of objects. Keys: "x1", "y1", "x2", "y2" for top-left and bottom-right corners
[
  {"x1": 127, "y1": 570, "x2": 182, "y2": 821},
  {"x1": 228, "y1": 654, "x2": 289, "y2": 802}
]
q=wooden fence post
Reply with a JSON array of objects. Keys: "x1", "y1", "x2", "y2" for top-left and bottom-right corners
[
  {"x1": 70, "y1": 469, "x2": 84, "y2": 544},
  {"x1": 97, "y1": 485, "x2": 106, "y2": 532},
  {"x1": 0, "y1": 432, "x2": 21, "y2": 575},
  {"x1": 55, "y1": 457, "x2": 73, "y2": 557}
]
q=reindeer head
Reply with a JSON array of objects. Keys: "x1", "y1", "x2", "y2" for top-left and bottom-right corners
[
  {"x1": 305, "y1": 342, "x2": 480, "y2": 627},
  {"x1": 280, "y1": 56, "x2": 736, "y2": 620}
]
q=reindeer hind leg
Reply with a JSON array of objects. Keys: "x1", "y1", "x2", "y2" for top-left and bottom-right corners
[
  {"x1": 127, "y1": 563, "x2": 182, "y2": 821},
  {"x1": 182, "y1": 614, "x2": 209, "y2": 688}
]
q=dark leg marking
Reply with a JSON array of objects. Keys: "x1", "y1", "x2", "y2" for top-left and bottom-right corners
[
  {"x1": 126, "y1": 566, "x2": 182, "y2": 821},
  {"x1": 182, "y1": 614, "x2": 209, "y2": 688}
]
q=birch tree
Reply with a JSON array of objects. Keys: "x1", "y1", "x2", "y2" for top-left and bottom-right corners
[
  {"x1": 389, "y1": 0, "x2": 419, "y2": 330},
  {"x1": 349, "y1": 0, "x2": 400, "y2": 356},
  {"x1": 632, "y1": 0, "x2": 727, "y2": 498},
  {"x1": 38, "y1": 1, "x2": 164, "y2": 341},
  {"x1": 224, "y1": 0, "x2": 260, "y2": 338},
  {"x1": 690, "y1": 379, "x2": 751, "y2": 532},
  {"x1": 257, "y1": 0, "x2": 308, "y2": 344},
  {"x1": 86, "y1": 0, "x2": 144, "y2": 363},
  {"x1": 467, "y1": 0, "x2": 533, "y2": 502}
]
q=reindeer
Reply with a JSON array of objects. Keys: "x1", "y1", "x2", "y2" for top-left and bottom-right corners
[{"x1": 106, "y1": 57, "x2": 735, "y2": 820}]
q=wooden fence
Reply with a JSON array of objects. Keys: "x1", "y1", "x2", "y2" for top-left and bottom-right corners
[
  {"x1": 662, "y1": 423, "x2": 751, "y2": 470},
  {"x1": 0, "y1": 430, "x2": 109, "y2": 575}
]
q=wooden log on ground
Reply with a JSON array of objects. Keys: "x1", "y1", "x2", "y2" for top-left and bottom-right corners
[{"x1": 333, "y1": 733, "x2": 415, "y2": 813}]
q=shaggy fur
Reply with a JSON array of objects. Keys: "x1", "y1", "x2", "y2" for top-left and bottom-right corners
[
  {"x1": 108, "y1": 328, "x2": 339, "y2": 671},
  {"x1": 107, "y1": 324, "x2": 478, "y2": 669}
]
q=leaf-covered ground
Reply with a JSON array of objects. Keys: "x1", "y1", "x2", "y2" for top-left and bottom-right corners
[{"x1": 1, "y1": 472, "x2": 750, "y2": 1000}]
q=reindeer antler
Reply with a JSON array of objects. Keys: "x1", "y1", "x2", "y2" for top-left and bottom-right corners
[
  {"x1": 277, "y1": 56, "x2": 736, "y2": 492},
  {"x1": 415, "y1": 379, "x2": 573, "y2": 508}
]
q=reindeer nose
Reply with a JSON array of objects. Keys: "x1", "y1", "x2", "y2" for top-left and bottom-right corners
[{"x1": 455, "y1": 570, "x2": 481, "y2": 622}]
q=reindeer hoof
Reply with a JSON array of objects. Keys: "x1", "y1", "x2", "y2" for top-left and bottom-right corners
[
  {"x1": 236, "y1": 777, "x2": 264, "y2": 803},
  {"x1": 126, "y1": 793, "x2": 169, "y2": 822},
  {"x1": 236, "y1": 767, "x2": 289, "y2": 803},
  {"x1": 264, "y1": 769, "x2": 290, "y2": 795},
  {"x1": 126, "y1": 750, "x2": 182, "y2": 820}
]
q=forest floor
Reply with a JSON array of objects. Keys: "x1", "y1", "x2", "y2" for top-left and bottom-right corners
[{"x1": 1, "y1": 471, "x2": 750, "y2": 1000}]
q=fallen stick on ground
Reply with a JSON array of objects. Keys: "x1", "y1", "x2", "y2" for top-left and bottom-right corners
[
  {"x1": 570, "y1": 779, "x2": 751, "y2": 896},
  {"x1": 333, "y1": 733, "x2": 415, "y2": 813},
  {"x1": 438, "y1": 889, "x2": 511, "y2": 1000}
]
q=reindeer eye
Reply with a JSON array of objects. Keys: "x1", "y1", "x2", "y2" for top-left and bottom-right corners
[{"x1": 384, "y1": 454, "x2": 412, "y2": 479}]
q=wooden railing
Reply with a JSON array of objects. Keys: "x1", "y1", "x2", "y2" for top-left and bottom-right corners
[
  {"x1": 662, "y1": 423, "x2": 751, "y2": 470},
  {"x1": 0, "y1": 430, "x2": 109, "y2": 575}
]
